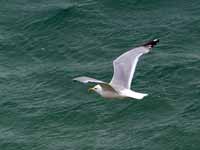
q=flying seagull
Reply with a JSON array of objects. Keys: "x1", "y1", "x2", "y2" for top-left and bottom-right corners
[{"x1": 73, "y1": 39, "x2": 159, "y2": 100}]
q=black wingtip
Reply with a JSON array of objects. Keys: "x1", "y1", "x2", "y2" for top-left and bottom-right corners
[{"x1": 143, "y1": 39, "x2": 159, "y2": 48}]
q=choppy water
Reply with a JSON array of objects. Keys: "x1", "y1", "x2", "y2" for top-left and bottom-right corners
[{"x1": 0, "y1": 0, "x2": 200, "y2": 149}]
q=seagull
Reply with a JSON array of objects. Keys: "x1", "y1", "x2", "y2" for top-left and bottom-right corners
[{"x1": 73, "y1": 39, "x2": 159, "y2": 100}]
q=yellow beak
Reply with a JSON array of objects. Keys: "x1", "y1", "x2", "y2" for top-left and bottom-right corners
[{"x1": 88, "y1": 87, "x2": 94, "y2": 92}]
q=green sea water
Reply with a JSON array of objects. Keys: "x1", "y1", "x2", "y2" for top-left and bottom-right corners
[{"x1": 0, "y1": 0, "x2": 200, "y2": 149}]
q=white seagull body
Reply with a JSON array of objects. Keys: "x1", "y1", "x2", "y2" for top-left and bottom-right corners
[{"x1": 73, "y1": 39, "x2": 159, "y2": 100}]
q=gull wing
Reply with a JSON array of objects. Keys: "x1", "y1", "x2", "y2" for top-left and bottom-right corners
[
  {"x1": 73, "y1": 76, "x2": 118, "y2": 92},
  {"x1": 110, "y1": 46, "x2": 150, "y2": 89},
  {"x1": 73, "y1": 76, "x2": 105, "y2": 84}
]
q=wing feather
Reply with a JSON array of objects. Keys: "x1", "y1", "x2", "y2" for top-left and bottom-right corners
[
  {"x1": 73, "y1": 76, "x2": 118, "y2": 92},
  {"x1": 110, "y1": 46, "x2": 149, "y2": 89},
  {"x1": 73, "y1": 76, "x2": 105, "y2": 84}
]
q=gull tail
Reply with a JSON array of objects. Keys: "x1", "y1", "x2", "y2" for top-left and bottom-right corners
[
  {"x1": 143, "y1": 39, "x2": 159, "y2": 48},
  {"x1": 129, "y1": 91, "x2": 148, "y2": 100},
  {"x1": 121, "y1": 89, "x2": 148, "y2": 100}
]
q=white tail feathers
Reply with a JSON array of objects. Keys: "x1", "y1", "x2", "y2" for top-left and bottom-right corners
[{"x1": 121, "y1": 89, "x2": 148, "y2": 100}]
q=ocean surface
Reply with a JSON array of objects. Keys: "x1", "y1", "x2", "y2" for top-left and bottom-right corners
[{"x1": 0, "y1": 0, "x2": 200, "y2": 149}]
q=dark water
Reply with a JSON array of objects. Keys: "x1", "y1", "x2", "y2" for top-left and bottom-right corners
[{"x1": 1, "y1": 0, "x2": 200, "y2": 149}]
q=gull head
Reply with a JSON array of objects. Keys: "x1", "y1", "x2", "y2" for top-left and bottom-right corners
[{"x1": 88, "y1": 85, "x2": 102, "y2": 94}]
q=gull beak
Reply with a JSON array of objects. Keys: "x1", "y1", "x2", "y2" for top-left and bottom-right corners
[{"x1": 88, "y1": 87, "x2": 94, "y2": 92}]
